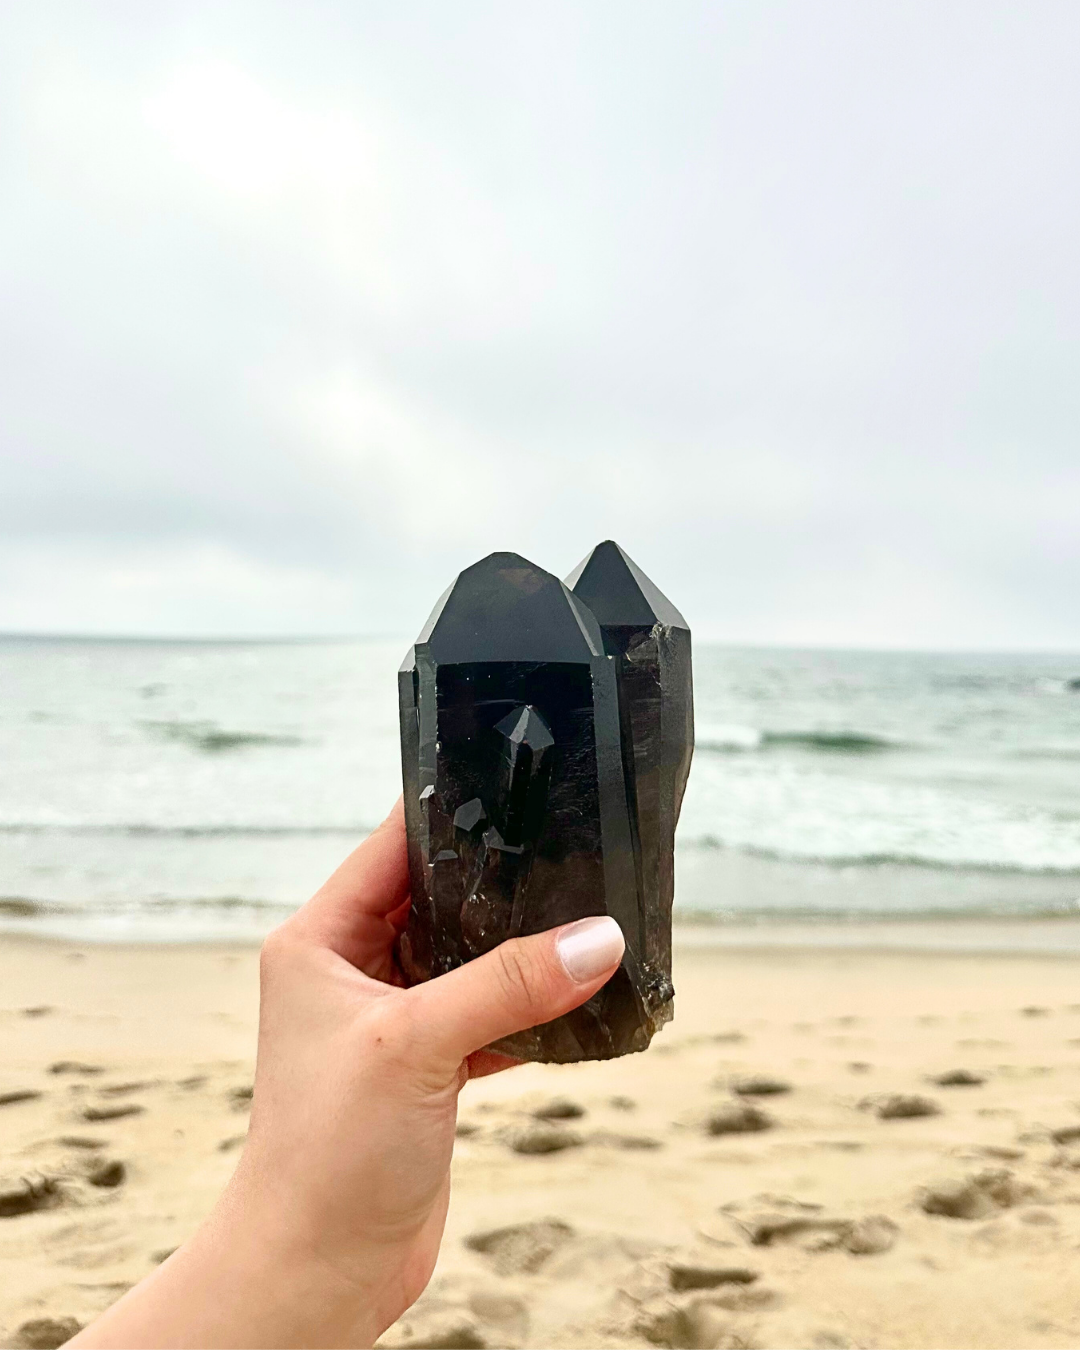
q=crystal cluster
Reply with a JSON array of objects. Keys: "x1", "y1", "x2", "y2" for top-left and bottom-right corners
[{"x1": 397, "y1": 542, "x2": 693, "y2": 1062}]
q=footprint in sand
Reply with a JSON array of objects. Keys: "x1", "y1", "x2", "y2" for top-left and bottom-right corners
[
  {"x1": 379, "y1": 1307, "x2": 487, "y2": 1348},
  {"x1": 704, "y1": 1101, "x2": 773, "y2": 1136},
  {"x1": 667, "y1": 1260, "x2": 759, "y2": 1292},
  {"x1": 49, "y1": 1061, "x2": 104, "y2": 1076},
  {"x1": 632, "y1": 1282, "x2": 779, "y2": 1349},
  {"x1": 381, "y1": 1280, "x2": 532, "y2": 1350},
  {"x1": 862, "y1": 1093, "x2": 940, "y2": 1120},
  {"x1": 498, "y1": 1122, "x2": 583, "y2": 1154},
  {"x1": 724, "y1": 1201, "x2": 898, "y2": 1254},
  {"x1": 588, "y1": 1130, "x2": 663, "y2": 1150},
  {"x1": 730, "y1": 1074, "x2": 791, "y2": 1097},
  {"x1": 1018, "y1": 1207, "x2": 1057, "y2": 1226},
  {"x1": 81, "y1": 1103, "x2": 144, "y2": 1123},
  {"x1": 0, "y1": 1172, "x2": 61, "y2": 1218},
  {"x1": 844, "y1": 1216, "x2": 900, "y2": 1254},
  {"x1": 0, "y1": 1089, "x2": 43, "y2": 1107},
  {"x1": 467, "y1": 1288, "x2": 528, "y2": 1340},
  {"x1": 530, "y1": 1096, "x2": 585, "y2": 1121},
  {"x1": 919, "y1": 1168, "x2": 1036, "y2": 1219},
  {"x1": 965, "y1": 1144, "x2": 1024, "y2": 1161},
  {"x1": 464, "y1": 1217, "x2": 574, "y2": 1275},
  {"x1": 84, "y1": 1158, "x2": 126, "y2": 1188},
  {"x1": 12, "y1": 1316, "x2": 83, "y2": 1349},
  {"x1": 929, "y1": 1069, "x2": 985, "y2": 1087}
]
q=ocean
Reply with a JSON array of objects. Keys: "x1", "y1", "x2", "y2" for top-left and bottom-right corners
[{"x1": 1, "y1": 637, "x2": 1078, "y2": 944}]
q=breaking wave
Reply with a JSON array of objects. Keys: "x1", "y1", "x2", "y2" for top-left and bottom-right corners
[
  {"x1": 675, "y1": 837, "x2": 1080, "y2": 876},
  {"x1": 139, "y1": 719, "x2": 304, "y2": 753},
  {"x1": 0, "y1": 823, "x2": 368, "y2": 838},
  {"x1": 697, "y1": 725, "x2": 899, "y2": 754}
]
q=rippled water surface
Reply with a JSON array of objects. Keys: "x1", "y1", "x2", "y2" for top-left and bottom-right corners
[{"x1": 1, "y1": 638, "x2": 1078, "y2": 939}]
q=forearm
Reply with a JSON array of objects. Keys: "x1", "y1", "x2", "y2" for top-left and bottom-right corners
[{"x1": 67, "y1": 1180, "x2": 378, "y2": 1350}]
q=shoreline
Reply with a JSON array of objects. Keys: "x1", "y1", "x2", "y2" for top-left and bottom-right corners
[
  {"x1": 675, "y1": 916, "x2": 1080, "y2": 956},
  {"x1": 6, "y1": 913, "x2": 1080, "y2": 959},
  {"x1": 4, "y1": 845, "x2": 1079, "y2": 950}
]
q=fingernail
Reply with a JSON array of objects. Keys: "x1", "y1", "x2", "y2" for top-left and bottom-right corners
[{"x1": 556, "y1": 916, "x2": 625, "y2": 984}]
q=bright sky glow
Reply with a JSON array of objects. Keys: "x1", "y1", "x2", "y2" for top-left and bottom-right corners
[{"x1": 0, "y1": 2, "x2": 1077, "y2": 647}]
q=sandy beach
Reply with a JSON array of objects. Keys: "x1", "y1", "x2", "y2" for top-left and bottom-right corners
[{"x1": 3, "y1": 930, "x2": 1080, "y2": 1350}]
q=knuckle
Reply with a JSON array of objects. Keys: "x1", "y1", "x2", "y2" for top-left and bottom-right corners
[
  {"x1": 493, "y1": 940, "x2": 552, "y2": 1022},
  {"x1": 258, "y1": 929, "x2": 283, "y2": 971},
  {"x1": 259, "y1": 924, "x2": 296, "y2": 978}
]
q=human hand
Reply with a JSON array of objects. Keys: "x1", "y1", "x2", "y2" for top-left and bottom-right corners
[{"x1": 69, "y1": 800, "x2": 625, "y2": 1349}]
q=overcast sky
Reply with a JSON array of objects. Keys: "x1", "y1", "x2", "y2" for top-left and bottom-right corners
[{"x1": 1, "y1": 2, "x2": 1077, "y2": 648}]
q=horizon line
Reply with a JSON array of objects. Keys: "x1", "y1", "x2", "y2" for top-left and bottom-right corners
[{"x1": 0, "y1": 630, "x2": 1078, "y2": 659}]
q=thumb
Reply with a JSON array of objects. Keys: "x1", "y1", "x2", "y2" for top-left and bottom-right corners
[{"x1": 408, "y1": 916, "x2": 625, "y2": 1066}]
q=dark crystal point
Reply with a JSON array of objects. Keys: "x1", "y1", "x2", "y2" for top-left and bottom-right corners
[
  {"x1": 397, "y1": 547, "x2": 693, "y2": 1062},
  {"x1": 565, "y1": 540, "x2": 694, "y2": 1021}
]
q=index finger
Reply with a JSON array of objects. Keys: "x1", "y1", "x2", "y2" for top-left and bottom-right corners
[{"x1": 288, "y1": 798, "x2": 411, "y2": 972}]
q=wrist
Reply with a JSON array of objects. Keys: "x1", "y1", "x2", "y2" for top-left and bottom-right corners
[
  {"x1": 69, "y1": 1171, "x2": 383, "y2": 1350},
  {"x1": 191, "y1": 1171, "x2": 385, "y2": 1348}
]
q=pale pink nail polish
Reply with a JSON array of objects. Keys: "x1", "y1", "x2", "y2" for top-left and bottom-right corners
[{"x1": 556, "y1": 916, "x2": 625, "y2": 984}]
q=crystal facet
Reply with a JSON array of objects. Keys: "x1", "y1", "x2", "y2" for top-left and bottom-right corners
[
  {"x1": 397, "y1": 545, "x2": 693, "y2": 1062},
  {"x1": 565, "y1": 539, "x2": 694, "y2": 1011}
]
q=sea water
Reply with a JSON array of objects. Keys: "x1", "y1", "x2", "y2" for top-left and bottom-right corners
[{"x1": 1, "y1": 637, "x2": 1078, "y2": 942}]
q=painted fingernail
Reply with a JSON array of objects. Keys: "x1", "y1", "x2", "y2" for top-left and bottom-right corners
[{"x1": 556, "y1": 916, "x2": 625, "y2": 984}]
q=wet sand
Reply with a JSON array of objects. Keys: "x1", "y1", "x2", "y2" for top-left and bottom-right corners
[{"x1": 3, "y1": 931, "x2": 1080, "y2": 1349}]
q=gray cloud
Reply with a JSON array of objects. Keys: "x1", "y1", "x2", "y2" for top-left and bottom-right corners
[{"x1": 1, "y1": 1, "x2": 1077, "y2": 645}]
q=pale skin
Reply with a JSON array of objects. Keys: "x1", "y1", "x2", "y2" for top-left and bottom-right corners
[{"x1": 68, "y1": 801, "x2": 626, "y2": 1349}]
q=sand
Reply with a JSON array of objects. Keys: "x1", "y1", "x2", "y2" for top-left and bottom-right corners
[{"x1": 3, "y1": 931, "x2": 1080, "y2": 1350}]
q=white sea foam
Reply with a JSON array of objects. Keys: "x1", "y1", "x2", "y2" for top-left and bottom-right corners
[
  {"x1": 679, "y1": 756, "x2": 1080, "y2": 872},
  {"x1": 695, "y1": 722, "x2": 762, "y2": 751},
  {"x1": 1, "y1": 637, "x2": 1078, "y2": 940}
]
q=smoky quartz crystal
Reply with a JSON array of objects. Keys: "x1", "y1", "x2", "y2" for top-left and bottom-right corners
[{"x1": 397, "y1": 544, "x2": 693, "y2": 1062}]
